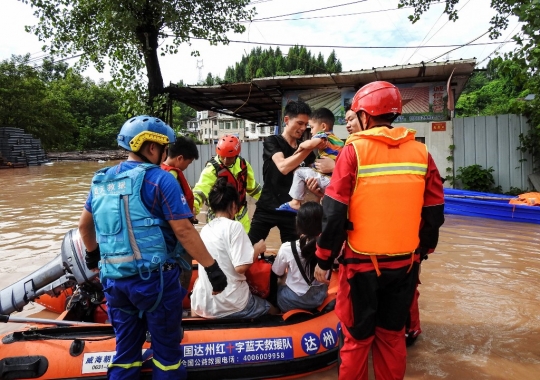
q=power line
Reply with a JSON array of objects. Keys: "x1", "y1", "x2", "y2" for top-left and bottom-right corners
[
  {"x1": 253, "y1": 0, "x2": 368, "y2": 21},
  {"x1": 404, "y1": 0, "x2": 473, "y2": 64},
  {"x1": 248, "y1": 0, "x2": 274, "y2": 4},
  {"x1": 246, "y1": 3, "x2": 431, "y2": 22},
  {"x1": 427, "y1": 31, "x2": 490, "y2": 62},
  {"x1": 477, "y1": 22, "x2": 521, "y2": 66},
  {"x1": 32, "y1": 54, "x2": 83, "y2": 68},
  {"x1": 171, "y1": 35, "x2": 519, "y2": 50}
]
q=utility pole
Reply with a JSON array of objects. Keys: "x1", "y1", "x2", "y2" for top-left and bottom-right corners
[{"x1": 197, "y1": 60, "x2": 204, "y2": 85}]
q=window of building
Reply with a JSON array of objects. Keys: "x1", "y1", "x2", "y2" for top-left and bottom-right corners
[
  {"x1": 245, "y1": 127, "x2": 249, "y2": 133},
  {"x1": 225, "y1": 122, "x2": 231, "y2": 130},
  {"x1": 233, "y1": 121, "x2": 238, "y2": 129},
  {"x1": 219, "y1": 121, "x2": 224, "y2": 130},
  {"x1": 213, "y1": 119, "x2": 217, "y2": 125},
  {"x1": 251, "y1": 125, "x2": 256, "y2": 133},
  {"x1": 214, "y1": 130, "x2": 218, "y2": 136}
]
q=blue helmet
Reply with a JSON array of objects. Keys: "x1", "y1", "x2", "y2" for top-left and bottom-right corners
[{"x1": 117, "y1": 115, "x2": 176, "y2": 152}]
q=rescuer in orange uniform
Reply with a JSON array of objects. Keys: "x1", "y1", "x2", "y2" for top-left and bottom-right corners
[{"x1": 314, "y1": 81, "x2": 445, "y2": 380}]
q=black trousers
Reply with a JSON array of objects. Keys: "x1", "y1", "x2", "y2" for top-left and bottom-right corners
[
  {"x1": 346, "y1": 262, "x2": 419, "y2": 341},
  {"x1": 248, "y1": 207, "x2": 298, "y2": 245}
]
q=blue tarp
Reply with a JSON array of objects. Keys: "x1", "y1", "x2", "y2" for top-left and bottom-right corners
[{"x1": 444, "y1": 189, "x2": 540, "y2": 225}]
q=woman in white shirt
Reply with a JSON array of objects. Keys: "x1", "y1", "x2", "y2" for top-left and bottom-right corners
[
  {"x1": 191, "y1": 178, "x2": 279, "y2": 318},
  {"x1": 272, "y1": 201, "x2": 329, "y2": 312}
]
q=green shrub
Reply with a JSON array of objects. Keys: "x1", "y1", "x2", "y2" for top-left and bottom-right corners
[{"x1": 455, "y1": 164, "x2": 497, "y2": 192}]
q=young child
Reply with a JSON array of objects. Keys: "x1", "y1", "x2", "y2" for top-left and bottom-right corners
[
  {"x1": 160, "y1": 135, "x2": 199, "y2": 292},
  {"x1": 272, "y1": 201, "x2": 328, "y2": 312},
  {"x1": 276, "y1": 107, "x2": 344, "y2": 213},
  {"x1": 191, "y1": 178, "x2": 279, "y2": 319}
]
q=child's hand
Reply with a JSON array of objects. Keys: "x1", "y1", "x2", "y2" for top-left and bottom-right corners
[{"x1": 253, "y1": 239, "x2": 266, "y2": 257}]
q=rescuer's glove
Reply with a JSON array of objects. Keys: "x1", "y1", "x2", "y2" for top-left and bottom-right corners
[
  {"x1": 85, "y1": 245, "x2": 101, "y2": 270},
  {"x1": 204, "y1": 260, "x2": 227, "y2": 293},
  {"x1": 416, "y1": 247, "x2": 429, "y2": 262}
]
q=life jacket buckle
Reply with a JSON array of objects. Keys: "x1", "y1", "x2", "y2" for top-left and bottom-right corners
[
  {"x1": 137, "y1": 261, "x2": 152, "y2": 280},
  {"x1": 143, "y1": 218, "x2": 155, "y2": 226}
]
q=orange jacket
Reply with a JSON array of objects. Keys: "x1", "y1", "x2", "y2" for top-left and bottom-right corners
[{"x1": 346, "y1": 127, "x2": 428, "y2": 255}]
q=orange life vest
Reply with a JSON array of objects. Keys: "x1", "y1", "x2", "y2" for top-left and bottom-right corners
[
  {"x1": 347, "y1": 126, "x2": 428, "y2": 256},
  {"x1": 160, "y1": 163, "x2": 195, "y2": 211},
  {"x1": 509, "y1": 192, "x2": 540, "y2": 206},
  {"x1": 208, "y1": 157, "x2": 248, "y2": 207}
]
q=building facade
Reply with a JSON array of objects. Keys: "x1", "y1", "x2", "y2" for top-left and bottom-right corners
[{"x1": 189, "y1": 110, "x2": 272, "y2": 143}]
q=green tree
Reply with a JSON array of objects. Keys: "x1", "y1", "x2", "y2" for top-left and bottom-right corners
[
  {"x1": 0, "y1": 54, "x2": 129, "y2": 150},
  {"x1": 21, "y1": 0, "x2": 255, "y2": 111},
  {"x1": 455, "y1": 58, "x2": 529, "y2": 117},
  {"x1": 0, "y1": 55, "x2": 76, "y2": 149},
  {"x1": 223, "y1": 46, "x2": 343, "y2": 82}
]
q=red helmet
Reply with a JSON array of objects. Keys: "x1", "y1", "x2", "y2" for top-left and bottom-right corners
[
  {"x1": 216, "y1": 134, "x2": 241, "y2": 157},
  {"x1": 351, "y1": 81, "x2": 402, "y2": 117}
]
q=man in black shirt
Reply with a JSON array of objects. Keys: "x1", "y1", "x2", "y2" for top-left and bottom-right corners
[{"x1": 248, "y1": 101, "x2": 327, "y2": 244}]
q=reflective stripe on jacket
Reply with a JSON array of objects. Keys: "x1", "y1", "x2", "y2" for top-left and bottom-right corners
[
  {"x1": 347, "y1": 126, "x2": 428, "y2": 255},
  {"x1": 192, "y1": 156, "x2": 262, "y2": 217},
  {"x1": 91, "y1": 164, "x2": 177, "y2": 280},
  {"x1": 209, "y1": 156, "x2": 249, "y2": 206}
]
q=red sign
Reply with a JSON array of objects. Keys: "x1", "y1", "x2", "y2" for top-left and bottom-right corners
[{"x1": 432, "y1": 122, "x2": 446, "y2": 132}]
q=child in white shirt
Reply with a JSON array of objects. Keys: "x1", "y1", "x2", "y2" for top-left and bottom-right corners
[{"x1": 271, "y1": 201, "x2": 328, "y2": 312}]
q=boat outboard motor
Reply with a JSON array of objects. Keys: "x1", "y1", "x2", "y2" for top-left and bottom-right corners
[{"x1": 0, "y1": 228, "x2": 100, "y2": 315}]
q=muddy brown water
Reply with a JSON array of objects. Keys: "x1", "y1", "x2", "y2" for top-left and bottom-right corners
[{"x1": 1, "y1": 161, "x2": 540, "y2": 379}]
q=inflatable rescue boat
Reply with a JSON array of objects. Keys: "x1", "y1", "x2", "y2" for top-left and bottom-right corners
[{"x1": 0, "y1": 229, "x2": 340, "y2": 379}]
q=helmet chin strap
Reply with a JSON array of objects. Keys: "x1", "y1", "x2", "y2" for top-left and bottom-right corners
[
  {"x1": 358, "y1": 112, "x2": 371, "y2": 131},
  {"x1": 134, "y1": 143, "x2": 165, "y2": 165},
  {"x1": 358, "y1": 111, "x2": 396, "y2": 130},
  {"x1": 134, "y1": 151, "x2": 153, "y2": 164}
]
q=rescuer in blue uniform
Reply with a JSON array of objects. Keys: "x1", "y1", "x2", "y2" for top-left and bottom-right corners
[{"x1": 78, "y1": 115, "x2": 227, "y2": 380}]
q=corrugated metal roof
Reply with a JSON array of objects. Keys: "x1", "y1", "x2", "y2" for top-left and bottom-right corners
[{"x1": 165, "y1": 59, "x2": 476, "y2": 125}]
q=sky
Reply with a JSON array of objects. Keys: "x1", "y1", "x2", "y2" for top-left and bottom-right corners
[{"x1": 1, "y1": 0, "x2": 522, "y2": 86}]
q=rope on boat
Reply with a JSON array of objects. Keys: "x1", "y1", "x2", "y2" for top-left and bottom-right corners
[
  {"x1": 444, "y1": 195, "x2": 515, "y2": 201},
  {"x1": 0, "y1": 314, "x2": 96, "y2": 326}
]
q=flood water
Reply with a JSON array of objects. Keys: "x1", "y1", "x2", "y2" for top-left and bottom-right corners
[{"x1": 1, "y1": 161, "x2": 540, "y2": 379}]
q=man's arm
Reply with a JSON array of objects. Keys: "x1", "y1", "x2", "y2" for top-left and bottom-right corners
[
  {"x1": 79, "y1": 208, "x2": 101, "y2": 271},
  {"x1": 315, "y1": 146, "x2": 357, "y2": 269},
  {"x1": 168, "y1": 218, "x2": 216, "y2": 267},
  {"x1": 78, "y1": 209, "x2": 97, "y2": 252},
  {"x1": 170, "y1": 218, "x2": 228, "y2": 294},
  {"x1": 272, "y1": 139, "x2": 326, "y2": 175},
  {"x1": 245, "y1": 162, "x2": 262, "y2": 200},
  {"x1": 192, "y1": 164, "x2": 218, "y2": 215},
  {"x1": 418, "y1": 153, "x2": 445, "y2": 253}
]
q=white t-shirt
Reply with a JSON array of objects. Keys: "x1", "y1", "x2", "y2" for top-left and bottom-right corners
[
  {"x1": 272, "y1": 240, "x2": 325, "y2": 296},
  {"x1": 191, "y1": 217, "x2": 254, "y2": 318}
]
